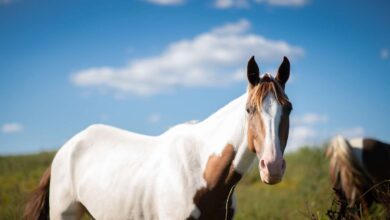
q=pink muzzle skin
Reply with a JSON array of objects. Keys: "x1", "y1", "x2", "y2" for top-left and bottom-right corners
[{"x1": 259, "y1": 158, "x2": 286, "y2": 185}]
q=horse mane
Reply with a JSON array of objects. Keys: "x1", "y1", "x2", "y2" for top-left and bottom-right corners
[
  {"x1": 326, "y1": 135, "x2": 372, "y2": 206},
  {"x1": 24, "y1": 166, "x2": 51, "y2": 220},
  {"x1": 248, "y1": 75, "x2": 291, "y2": 111}
]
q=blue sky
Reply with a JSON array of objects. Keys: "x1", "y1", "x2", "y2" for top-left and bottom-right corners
[{"x1": 0, "y1": 0, "x2": 389, "y2": 154}]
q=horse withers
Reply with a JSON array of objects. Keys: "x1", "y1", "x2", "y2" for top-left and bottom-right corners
[
  {"x1": 24, "y1": 56, "x2": 293, "y2": 220},
  {"x1": 327, "y1": 135, "x2": 390, "y2": 217}
]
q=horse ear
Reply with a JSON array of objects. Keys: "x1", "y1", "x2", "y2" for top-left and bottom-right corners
[
  {"x1": 247, "y1": 56, "x2": 260, "y2": 86},
  {"x1": 276, "y1": 56, "x2": 290, "y2": 89}
]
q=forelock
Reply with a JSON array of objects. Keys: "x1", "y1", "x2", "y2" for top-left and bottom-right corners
[{"x1": 248, "y1": 77, "x2": 290, "y2": 111}]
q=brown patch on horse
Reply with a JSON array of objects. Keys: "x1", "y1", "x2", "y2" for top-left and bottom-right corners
[
  {"x1": 24, "y1": 166, "x2": 51, "y2": 220},
  {"x1": 189, "y1": 144, "x2": 242, "y2": 220},
  {"x1": 362, "y1": 138, "x2": 390, "y2": 182},
  {"x1": 246, "y1": 76, "x2": 292, "y2": 153},
  {"x1": 247, "y1": 109, "x2": 265, "y2": 153}
]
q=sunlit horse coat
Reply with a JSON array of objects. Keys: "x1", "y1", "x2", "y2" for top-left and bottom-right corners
[{"x1": 24, "y1": 56, "x2": 293, "y2": 220}]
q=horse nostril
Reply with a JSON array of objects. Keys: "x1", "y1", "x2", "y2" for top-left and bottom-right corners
[{"x1": 260, "y1": 159, "x2": 266, "y2": 170}]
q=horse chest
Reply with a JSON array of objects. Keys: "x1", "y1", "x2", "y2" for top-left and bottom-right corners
[{"x1": 189, "y1": 144, "x2": 242, "y2": 220}]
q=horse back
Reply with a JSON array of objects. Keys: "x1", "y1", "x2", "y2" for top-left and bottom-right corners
[{"x1": 362, "y1": 138, "x2": 390, "y2": 182}]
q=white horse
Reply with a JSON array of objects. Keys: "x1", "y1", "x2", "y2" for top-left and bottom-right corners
[{"x1": 24, "y1": 56, "x2": 293, "y2": 220}]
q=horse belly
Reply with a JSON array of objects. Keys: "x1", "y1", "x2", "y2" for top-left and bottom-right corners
[
  {"x1": 78, "y1": 174, "x2": 157, "y2": 219},
  {"x1": 75, "y1": 150, "x2": 159, "y2": 219}
]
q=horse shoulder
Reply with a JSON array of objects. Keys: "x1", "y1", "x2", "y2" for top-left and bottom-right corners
[
  {"x1": 188, "y1": 144, "x2": 242, "y2": 220},
  {"x1": 153, "y1": 135, "x2": 206, "y2": 219}
]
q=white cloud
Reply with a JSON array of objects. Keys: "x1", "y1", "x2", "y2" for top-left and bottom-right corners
[
  {"x1": 211, "y1": 19, "x2": 251, "y2": 34},
  {"x1": 254, "y1": 0, "x2": 307, "y2": 7},
  {"x1": 338, "y1": 126, "x2": 364, "y2": 139},
  {"x1": 144, "y1": 0, "x2": 308, "y2": 7},
  {"x1": 380, "y1": 48, "x2": 389, "y2": 60},
  {"x1": 292, "y1": 113, "x2": 328, "y2": 125},
  {"x1": 287, "y1": 125, "x2": 317, "y2": 151},
  {"x1": 71, "y1": 19, "x2": 304, "y2": 96},
  {"x1": 286, "y1": 117, "x2": 365, "y2": 152},
  {"x1": 1, "y1": 123, "x2": 24, "y2": 134},
  {"x1": 145, "y1": 0, "x2": 184, "y2": 6},
  {"x1": 287, "y1": 113, "x2": 328, "y2": 151},
  {"x1": 147, "y1": 113, "x2": 161, "y2": 124},
  {"x1": 214, "y1": 0, "x2": 308, "y2": 8},
  {"x1": 0, "y1": 0, "x2": 17, "y2": 6},
  {"x1": 215, "y1": 0, "x2": 249, "y2": 9}
]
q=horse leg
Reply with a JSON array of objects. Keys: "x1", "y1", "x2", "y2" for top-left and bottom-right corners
[
  {"x1": 50, "y1": 200, "x2": 86, "y2": 220},
  {"x1": 49, "y1": 181, "x2": 86, "y2": 220}
]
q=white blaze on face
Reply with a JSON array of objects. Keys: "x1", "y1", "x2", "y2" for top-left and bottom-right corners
[
  {"x1": 259, "y1": 93, "x2": 285, "y2": 184},
  {"x1": 261, "y1": 93, "x2": 282, "y2": 155}
]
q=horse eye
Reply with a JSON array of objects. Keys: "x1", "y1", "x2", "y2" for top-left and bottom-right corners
[{"x1": 246, "y1": 106, "x2": 256, "y2": 114}]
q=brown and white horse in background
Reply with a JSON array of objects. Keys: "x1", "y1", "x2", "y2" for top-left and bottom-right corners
[
  {"x1": 327, "y1": 135, "x2": 390, "y2": 217},
  {"x1": 24, "y1": 56, "x2": 293, "y2": 220}
]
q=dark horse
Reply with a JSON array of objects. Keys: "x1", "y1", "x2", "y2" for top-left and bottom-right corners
[{"x1": 326, "y1": 135, "x2": 390, "y2": 218}]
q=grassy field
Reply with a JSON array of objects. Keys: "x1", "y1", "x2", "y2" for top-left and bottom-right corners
[
  {"x1": 0, "y1": 152, "x2": 55, "y2": 219},
  {"x1": 235, "y1": 147, "x2": 332, "y2": 220},
  {"x1": 0, "y1": 147, "x2": 386, "y2": 219}
]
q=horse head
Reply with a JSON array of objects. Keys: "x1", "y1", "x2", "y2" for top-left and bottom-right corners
[{"x1": 246, "y1": 56, "x2": 292, "y2": 185}]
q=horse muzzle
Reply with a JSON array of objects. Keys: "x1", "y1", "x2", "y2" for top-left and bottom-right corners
[{"x1": 258, "y1": 158, "x2": 286, "y2": 185}]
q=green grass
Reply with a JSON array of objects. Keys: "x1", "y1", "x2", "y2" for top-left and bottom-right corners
[
  {"x1": 0, "y1": 147, "x2": 386, "y2": 219},
  {"x1": 235, "y1": 147, "x2": 332, "y2": 220},
  {"x1": 0, "y1": 152, "x2": 55, "y2": 219}
]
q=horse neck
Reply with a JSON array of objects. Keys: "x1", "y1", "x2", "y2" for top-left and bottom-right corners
[{"x1": 195, "y1": 92, "x2": 256, "y2": 175}]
